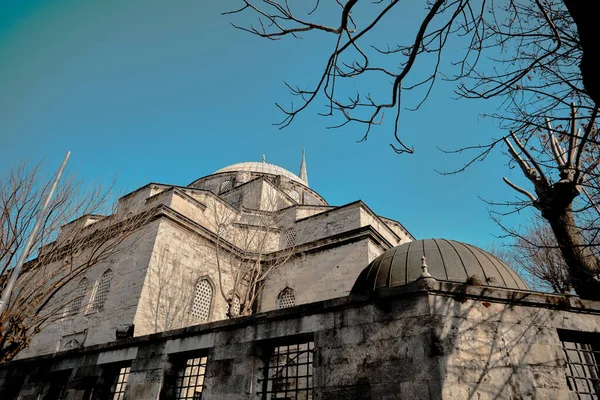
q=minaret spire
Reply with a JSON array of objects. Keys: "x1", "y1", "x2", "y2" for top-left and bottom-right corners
[{"x1": 298, "y1": 148, "x2": 308, "y2": 185}]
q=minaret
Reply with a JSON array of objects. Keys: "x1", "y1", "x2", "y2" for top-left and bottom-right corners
[{"x1": 298, "y1": 149, "x2": 308, "y2": 185}]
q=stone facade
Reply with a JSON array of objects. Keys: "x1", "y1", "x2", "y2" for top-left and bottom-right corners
[
  {"x1": 2, "y1": 281, "x2": 599, "y2": 399},
  {"x1": 7, "y1": 159, "x2": 598, "y2": 399},
  {"x1": 14, "y1": 160, "x2": 413, "y2": 360}
]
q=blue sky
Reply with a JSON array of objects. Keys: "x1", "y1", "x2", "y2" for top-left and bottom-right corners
[{"x1": 0, "y1": 0, "x2": 535, "y2": 248}]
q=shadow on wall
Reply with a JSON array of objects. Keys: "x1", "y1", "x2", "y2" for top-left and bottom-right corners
[{"x1": 430, "y1": 286, "x2": 565, "y2": 399}]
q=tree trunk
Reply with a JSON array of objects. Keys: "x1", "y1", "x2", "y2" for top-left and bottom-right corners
[
  {"x1": 544, "y1": 206, "x2": 600, "y2": 300},
  {"x1": 563, "y1": 0, "x2": 600, "y2": 106}
]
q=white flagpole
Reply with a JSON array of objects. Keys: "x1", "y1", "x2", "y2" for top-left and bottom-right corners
[{"x1": 0, "y1": 151, "x2": 71, "y2": 316}]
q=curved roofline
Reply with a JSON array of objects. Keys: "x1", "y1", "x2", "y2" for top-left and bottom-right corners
[
  {"x1": 188, "y1": 171, "x2": 328, "y2": 205},
  {"x1": 188, "y1": 170, "x2": 309, "y2": 188},
  {"x1": 214, "y1": 161, "x2": 306, "y2": 185},
  {"x1": 352, "y1": 238, "x2": 531, "y2": 293}
]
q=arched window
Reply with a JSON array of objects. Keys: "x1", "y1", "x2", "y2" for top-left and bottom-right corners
[
  {"x1": 191, "y1": 279, "x2": 213, "y2": 321},
  {"x1": 227, "y1": 295, "x2": 241, "y2": 318},
  {"x1": 277, "y1": 287, "x2": 296, "y2": 309},
  {"x1": 219, "y1": 179, "x2": 233, "y2": 193},
  {"x1": 285, "y1": 228, "x2": 296, "y2": 247},
  {"x1": 91, "y1": 269, "x2": 113, "y2": 311},
  {"x1": 289, "y1": 189, "x2": 300, "y2": 202},
  {"x1": 69, "y1": 278, "x2": 88, "y2": 315}
]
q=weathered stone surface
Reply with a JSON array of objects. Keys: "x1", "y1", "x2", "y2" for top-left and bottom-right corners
[{"x1": 1, "y1": 283, "x2": 600, "y2": 399}]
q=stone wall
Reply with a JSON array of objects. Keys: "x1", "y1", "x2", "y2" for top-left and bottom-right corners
[
  {"x1": 17, "y1": 220, "x2": 162, "y2": 359},
  {"x1": 260, "y1": 239, "x2": 373, "y2": 311},
  {"x1": 4, "y1": 282, "x2": 599, "y2": 399},
  {"x1": 133, "y1": 218, "x2": 235, "y2": 336}
]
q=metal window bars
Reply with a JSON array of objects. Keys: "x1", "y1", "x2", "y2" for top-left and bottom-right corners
[
  {"x1": 110, "y1": 366, "x2": 130, "y2": 400},
  {"x1": 285, "y1": 229, "x2": 296, "y2": 248},
  {"x1": 64, "y1": 278, "x2": 88, "y2": 316},
  {"x1": 191, "y1": 280, "x2": 212, "y2": 321},
  {"x1": 219, "y1": 180, "x2": 233, "y2": 193},
  {"x1": 559, "y1": 331, "x2": 600, "y2": 398},
  {"x1": 259, "y1": 340, "x2": 314, "y2": 399},
  {"x1": 93, "y1": 269, "x2": 113, "y2": 311},
  {"x1": 277, "y1": 288, "x2": 296, "y2": 309},
  {"x1": 175, "y1": 356, "x2": 208, "y2": 400}
]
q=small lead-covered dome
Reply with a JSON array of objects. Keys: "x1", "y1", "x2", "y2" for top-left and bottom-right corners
[{"x1": 352, "y1": 239, "x2": 529, "y2": 293}]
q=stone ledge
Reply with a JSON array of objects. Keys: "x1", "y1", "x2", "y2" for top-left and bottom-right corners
[{"x1": 4, "y1": 280, "x2": 598, "y2": 368}]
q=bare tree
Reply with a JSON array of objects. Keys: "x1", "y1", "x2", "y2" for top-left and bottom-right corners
[
  {"x1": 210, "y1": 196, "x2": 302, "y2": 318},
  {"x1": 514, "y1": 220, "x2": 571, "y2": 293},
  {"x1": 226, "y1": 0, "x2": 599, "y2": 152},
  {"x1": 500, "y1": 105, "x2": 600, "y2": 299},
  {"x1": 0, "y1": 162, "x2": 153, "y2": 362},
  {"x1": 143, "y1": 245, "x2": 198, "y2": 332},
  {"x1": 227, "y1": 1, "x2": 600, "y2": 299},
  {"x1": 487, "y1": 220, "x2": 571, "y2": 293}
]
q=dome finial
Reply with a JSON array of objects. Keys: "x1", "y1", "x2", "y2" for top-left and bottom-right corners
[
  {"x1": 298, "y1": 148, "x2": 308, "y2": 185},
  {"x1": 262, "y1": 154, "x2": 266, "y2": 163},
  {"x1": 420, "y1": 256, "x2": 432, "y2": 278}
]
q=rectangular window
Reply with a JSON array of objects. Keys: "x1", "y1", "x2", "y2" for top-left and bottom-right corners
[
  {"x1": 109, "y1": 366, "x2": 131, "y2": 400},
  {"x1": 558, "y1": 329, "x2": 600, "y2": 398},
  {"x1": 259, "y1": 339, "x2": 314, "y2": 400},
  {"x1": 46, "y1": 369, "x2": 72, "y2": 400},
  {"x1": 174, "y1": 356, "x2": 208, "y2": 400}
]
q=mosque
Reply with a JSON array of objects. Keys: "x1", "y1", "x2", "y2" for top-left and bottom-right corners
[{"x1": 0, "y1": 153, "x2": 599, "y2": 399}]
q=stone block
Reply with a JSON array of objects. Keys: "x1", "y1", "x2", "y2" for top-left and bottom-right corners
[
  {"x1": 96, "y1": 347, "x2": 138, "y2": 365},
  {"x1": 340, "y1": 305, "x2": 375, "y2": 327},
  {"x1": 211, "y1": 342, "x2": 253, "y2": 361},
  {"x1": 164, "y1": 333, "x2": 215, "y2": 354},
  {"x1": 315, "y1": 328, "x2": 342, "y2": 349},
  {"x1": 340, "y1": 325, "x2": 365, "y2": 345},
  {"x1": 320, "y1": 384, "x2": 371, "y2": 400},
  {"x1": 300, "y1": 313, "x2": 336, "y2": 332},
  {"x1": 373, "y1": 295, "x2": 431, "y2": 322}
]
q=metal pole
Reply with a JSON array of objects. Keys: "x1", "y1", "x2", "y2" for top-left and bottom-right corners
[{"x1": 0, "y1": 151, "x2": 71, "y2": 317}]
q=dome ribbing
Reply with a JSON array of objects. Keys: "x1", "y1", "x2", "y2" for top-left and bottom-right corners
[{"x1": 352, "y1": 239, "x2": 529, "y2": 293}]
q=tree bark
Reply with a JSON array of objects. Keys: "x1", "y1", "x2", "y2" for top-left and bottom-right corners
[
  {"x1": 543, "y1": 205, "x2": 600, "y2": 299},
  {"x1": 563, "y1": 0, "x2": 600, "y2": 106}
]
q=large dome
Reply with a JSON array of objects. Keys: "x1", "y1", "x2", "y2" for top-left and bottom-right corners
[
  {"x1": 214, "y1": 162, "x2": 307, "y2": 186},
  {"x1": 352, "y1": 239, "x2": 529, "y2": 293}
]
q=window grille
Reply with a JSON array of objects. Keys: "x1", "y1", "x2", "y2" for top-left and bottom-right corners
[
  {"x1": 217, "y1": 224, "x2": 227, "y2": 238},
  {"x1": 277, "y1": 287, "x2": 296, "y2": 309},
  {"x1": 91, "y1": 269, "x2": 113, "y2": 311},
  {"x1": 65, "y1": 278, "x2": 88, "y2": 316},
  {"x1": 174, "y1": 356, "x2": 207, "y2": 400},
  {"x1": 285, "y1": 228, "x2": 296, "y2": 247},
  {"x1": 259, "y1": 340, "x2": 314, "y2": 399},
  {"x1": 109, "y1": 366, "x2": 130, "y2": 400},
  {"x1": 191, "y1": 279, "x2": 212, "y2": 321},
  {"x1": 559, "y1": 330, "x2": 600, "y2": 398},
  {"x1": 289, "y1": 190, "x2": 300, "y2": 202},
  {"x1": 219, "y1": 180, "x2": 233, "y2": 193},
  {"x1": 227, "y1": 295, "x2": 241, "y2": 317}
]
